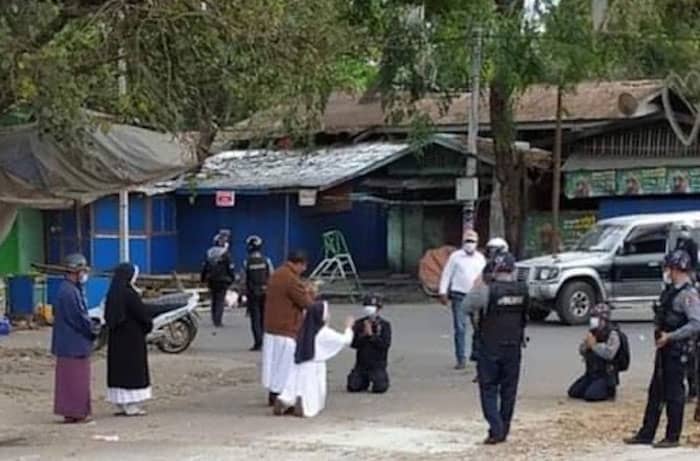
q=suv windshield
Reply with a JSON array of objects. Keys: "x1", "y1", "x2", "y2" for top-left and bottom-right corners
[{"x1": 574, "y1": 224, "x2": 626, "y2": 252}]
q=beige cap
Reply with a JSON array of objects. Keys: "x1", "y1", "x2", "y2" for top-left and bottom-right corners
[{"x1": 463, "y1": 229, "x2": 479, "y2": 242}]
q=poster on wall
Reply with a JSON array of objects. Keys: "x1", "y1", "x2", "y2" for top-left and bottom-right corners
[
  {"x1": 667, "y1": 168, "x2": 700, "y2": 194},
  {"x1": 522, "y1": 211, "x2": 597, "y2": 258},
  {"x1": 565, "y1": 170, "x2": 616, "y2": 198},
  {"x1": 616, "y1": 168, "x2": 667, "y2": 195}
]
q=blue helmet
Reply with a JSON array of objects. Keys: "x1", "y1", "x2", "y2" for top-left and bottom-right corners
[
  {"x1": 590, "y1": 302, "x2": 611, "y2": 321},
  {"x1": 363, "y1": 293, "x2": 383, "y2": 309},
  {"x1": 664, "y1": 249, "x2": 692, "y2": 272}
]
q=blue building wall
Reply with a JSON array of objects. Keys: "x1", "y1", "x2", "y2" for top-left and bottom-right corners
[
  {"x1": 45, "y1": 194, "x2": 178, "y2": 274},
  {"x1": 598, "y1": 196, "x2": 700, "y2": 219},
  {"x1": 176, "y1": 193, "x2": 388, "y2": 273}
]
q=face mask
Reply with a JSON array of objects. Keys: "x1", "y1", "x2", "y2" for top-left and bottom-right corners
[
  {"x1": 79, "y1": 272, "x2": 89, "y2": 285},
  {"x1": 589, "y1": 317, "x2": 600, "y2": 330},
  {"x1": 363, "y1": 305, "x2": 378, "y2": 318},
  {"x1": 463, "y1": 242, "x2": 477, "y2": 254},
  {"x1": 663, "y1": 271, "x2": 672, "y2": 285}
]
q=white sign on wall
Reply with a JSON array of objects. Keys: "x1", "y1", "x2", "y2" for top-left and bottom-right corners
[
  {"x1": 298, "y1": 189, "x2": 318, "y2": 207},
  {"x1": 215, "y1": 190, "x2": 236, "y2": 207},
  {"x1": 456, "y1": 177, "x2": 479, "y2": 201}
]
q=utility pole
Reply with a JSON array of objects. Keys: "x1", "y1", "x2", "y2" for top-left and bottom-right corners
[
  {"x1": 463, "y1": 27, "x2": 482, "y2": 235},
  {"x1": 118, "y1": 11, "x2": 129, "y2": 262}
]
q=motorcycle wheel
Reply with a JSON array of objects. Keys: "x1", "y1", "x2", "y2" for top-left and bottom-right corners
[{"x1": 156, "y1": 319, "x2": 195, "y2": 354}]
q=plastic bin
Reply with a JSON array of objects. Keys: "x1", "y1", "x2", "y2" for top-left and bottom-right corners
[{"x1": 7, "y1": 276, "x2": 36, "y2": 317}]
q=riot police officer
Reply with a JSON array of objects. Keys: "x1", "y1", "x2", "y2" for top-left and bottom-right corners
[
  {"x1": 624, "y1": 249, "x2": 700, "y2": 448},
  {"x1": 468, "y1": 250, "x2": 528, "y2": 445},
  {"x1": 243, "y1": 235, "x2": 274, "y2": 351}
]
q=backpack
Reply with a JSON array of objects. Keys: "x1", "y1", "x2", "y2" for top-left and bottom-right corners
[{"x1": 614, "y1": 327, "x2": 631, "y2": 372}]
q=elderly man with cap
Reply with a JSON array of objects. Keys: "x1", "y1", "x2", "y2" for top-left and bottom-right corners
[
  {"x1": 51, "y1": 254, "x2": 97, "y2": 423},
  {"x1": 625, "y1": 249, "x2": 700, "y2": 448},
  {"x1": 439, "y1": 229, "x2": 486, "y2": 370},
  {"x1": 568, "y1": 303, "x2": 622, "y2": 402}
]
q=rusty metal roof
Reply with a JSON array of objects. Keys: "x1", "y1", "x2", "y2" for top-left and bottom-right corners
[{"x1": 219, "y1": 80, "x2": 663, "y2": 144}]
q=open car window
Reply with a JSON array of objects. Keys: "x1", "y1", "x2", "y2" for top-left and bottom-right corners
[{"x1": 623, "y1": 223, "x2": 669, "y2": 255}]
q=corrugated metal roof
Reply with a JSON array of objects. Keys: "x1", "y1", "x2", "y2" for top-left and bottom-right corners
[
  {"x1": 193, "y1": 142, "x2": 412, "y2": 191},
  {"x1": 218, "y1": 80, "x2": 663, "y2": 144},
  {"x1": 563, "y1": 155, "x2": 700, "y2": 171}
]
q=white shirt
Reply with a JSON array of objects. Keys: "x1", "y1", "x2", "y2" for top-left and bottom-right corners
[{"x1": 439, "y1": 250, "x2": 486, "y2": 296}]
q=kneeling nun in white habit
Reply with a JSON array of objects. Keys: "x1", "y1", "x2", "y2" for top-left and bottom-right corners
[{"x1": 275, "y1": 301, "x2": 354, "y2": 417}]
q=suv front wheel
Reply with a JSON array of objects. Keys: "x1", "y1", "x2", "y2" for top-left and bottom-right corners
[{"x1": 556, "y1": 281, "x2": 596, "y2": 325}]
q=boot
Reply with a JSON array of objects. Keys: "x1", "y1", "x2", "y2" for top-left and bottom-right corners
[{"x1": 268, "y1": 392, "x2": 279, "y2": 407}]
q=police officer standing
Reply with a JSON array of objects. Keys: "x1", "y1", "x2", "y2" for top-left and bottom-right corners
[
  {"x1": 624, "y1": 249, "x2": 700, "y2": 448},
  {"x1": 467, "y1": 248, "x2": 528, "y2": 445},
  {"x1": 243, "y1": 235, "x2": 274, "y2": 351}
]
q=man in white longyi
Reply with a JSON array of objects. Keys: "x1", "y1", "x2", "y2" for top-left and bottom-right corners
[
  {"x1": 261, "y1": 251, "x2": 312, "y2": 406},
  {"x1": 274, "y1": 297, "x2": 354, "y2": 418}
]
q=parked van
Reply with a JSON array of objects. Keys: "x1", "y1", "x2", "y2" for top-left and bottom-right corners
[{"x1": 517, "y1": 211, "x2": 700, "y2": 325}]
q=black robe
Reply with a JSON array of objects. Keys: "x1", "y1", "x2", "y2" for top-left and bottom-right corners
[{"x1": 106, "y1": 264, "x2": 153, "y2": 389}]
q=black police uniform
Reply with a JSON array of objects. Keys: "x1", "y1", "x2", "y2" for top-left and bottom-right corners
[
  {"x1": 476, "y1": 280, "x2": 528, "y2": 442},
  {"x1": 201, "y1": 247, "x2": 235, "y2": 327},
  {"x1": 636, "y1": 283, "x2": 695, "y2": 444},
  {"x1": 347, "y1": 315, "x2": 392, "y2": 393},
  {"x1": 244, "y1": 252, "x2": 272, "y2": 350},
  {"x1": 568, "y1": 327, "x2": 620, "y2": 401}
]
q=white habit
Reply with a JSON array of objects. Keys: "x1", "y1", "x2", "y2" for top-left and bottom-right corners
[
  {"x1": 261, "y1": 333, "x2": 296, "y2": 393},
  {"x1": 278, "y1": 326, "x2": 353, "y2": 417}
]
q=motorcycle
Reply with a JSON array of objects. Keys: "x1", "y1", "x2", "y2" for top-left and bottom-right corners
[{"x1": 91, "y1": 290, "x2": 200, "y2": 354}]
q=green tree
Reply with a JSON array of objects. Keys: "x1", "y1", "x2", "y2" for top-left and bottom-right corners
[
  {"x1": 0, "y1": 0, "x2": 360, "y2": 159},
  {"x1": 355, "y1": 0, "x2": 700, "y2": 254}
]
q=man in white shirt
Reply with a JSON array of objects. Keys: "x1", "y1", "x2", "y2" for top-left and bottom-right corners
[{"x1": 439, "y1": 229, "x2": 487, "y2": 369}]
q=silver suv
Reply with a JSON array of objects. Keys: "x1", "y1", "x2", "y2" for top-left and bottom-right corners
[{"x1": 517, "y1": 211, "x2": 700, "y2": 325}]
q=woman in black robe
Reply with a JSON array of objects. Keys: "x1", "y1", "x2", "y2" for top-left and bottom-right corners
[{"x1": 104, "y1": 263, "x2": 153, "y2": 416}]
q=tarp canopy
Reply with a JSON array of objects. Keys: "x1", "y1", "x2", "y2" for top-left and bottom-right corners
[
  {"x1": 0, "y1": 122, "x2": 197, "y2": 209},
  {"x1": 0, "y1": 121, "x2": 198, "y2": 245}
]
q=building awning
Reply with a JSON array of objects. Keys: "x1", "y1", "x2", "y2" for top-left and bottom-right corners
[{"x1": 563, "y1": 154, "x2": 700, "y2": 172}]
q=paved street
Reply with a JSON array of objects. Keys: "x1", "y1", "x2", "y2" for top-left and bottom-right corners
[{"x1": 1, "y1": 303, "x2": 698, "y2": 460}]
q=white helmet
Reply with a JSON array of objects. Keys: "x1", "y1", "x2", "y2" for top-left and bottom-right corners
[
  {"x1": 486, "y1": 237, "x2": 509, "y2": 252},
  {"x1": 677, "y1": 221, "x2": 694, "y2": 238},
  {"x1": 486, "y1": 238, "x2": 509, "y2": 258}
]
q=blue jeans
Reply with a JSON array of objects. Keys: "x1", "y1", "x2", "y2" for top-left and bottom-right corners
[
  {"x1": 477, "y1": 345, "x2": 522, "y2": 440},
  {"x1": 450, "y1": 292, "x2": 472, "y2": 365}
]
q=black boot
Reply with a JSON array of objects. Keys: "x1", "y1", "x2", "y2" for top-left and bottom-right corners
[{"x1": 268, "y1": 392, "x2": 278, "y2": 407}]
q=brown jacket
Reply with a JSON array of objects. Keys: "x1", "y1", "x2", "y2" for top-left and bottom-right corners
[{"x1": 264, "y1": 263, "x2": 311, "y2": 338}]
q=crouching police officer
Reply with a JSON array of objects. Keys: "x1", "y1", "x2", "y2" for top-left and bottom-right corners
[
  {"x1": 467, "y1": 250, "x2": 528, "y2": 445},
  {"x1": 624, "y1": 249, "x2": 700, "y2": 448}
]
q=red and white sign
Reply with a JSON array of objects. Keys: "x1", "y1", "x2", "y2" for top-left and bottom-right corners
[{"x1": 215, "y1": 190, "x2": 235, "y2": 207}]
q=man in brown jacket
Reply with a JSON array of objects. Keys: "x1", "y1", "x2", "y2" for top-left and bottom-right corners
[{"x1": 261, "y1": 250, "x2": 312, "y2": 405}]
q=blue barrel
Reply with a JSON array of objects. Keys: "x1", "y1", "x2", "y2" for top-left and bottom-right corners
[{"x1": 7, "y1": 276, "x2": 35, "y2": 316}]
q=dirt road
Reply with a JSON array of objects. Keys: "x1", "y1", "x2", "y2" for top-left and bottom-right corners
[{"x1": 1, "y1": 304, "x2": 698, "y2": 460}]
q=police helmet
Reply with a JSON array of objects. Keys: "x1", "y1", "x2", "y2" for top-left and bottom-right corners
[
  {"x1": 489, "y1": 252, "x2": 516, "y2": 274},
  {"x1": 677, "y1": 220, "x2": 694, "y2": 238},
  {"x1": 486, "y1": 237, "x2": 509, "y2": 255},
  {"x1": 64, "y1": 253, "x2": 89, "y2": 272},
  {"x1": 246, "y1": 235, "x2": 263, "y2": 252},
  {"x1": 664, "y1": 249, "x2": 692, "y2": 272},
  {"x1": 362, "y1": 293, "x2": 383, "y2": 309},
  {"x1": 590, "y1": 303, "x2": 611, "y2": 321}
]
